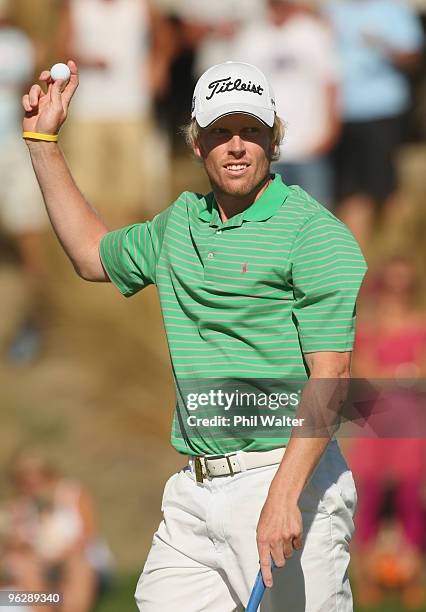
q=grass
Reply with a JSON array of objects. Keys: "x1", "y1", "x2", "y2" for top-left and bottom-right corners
[
  {"x1": 94, "y1": 573, "x2": 140, "y2": 612},
  {"x1": 94, "y1": 573, "x2": 416, "y2": 612}
]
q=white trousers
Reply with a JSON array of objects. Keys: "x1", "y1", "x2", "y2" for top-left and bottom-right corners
[{"x1": 135, "y1": 441, "x2": 357, "y2": 611}]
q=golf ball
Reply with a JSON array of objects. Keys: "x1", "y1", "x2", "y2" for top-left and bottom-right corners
[{"x1": 50, "y1": 63, "x2": 71, "y2": 82}]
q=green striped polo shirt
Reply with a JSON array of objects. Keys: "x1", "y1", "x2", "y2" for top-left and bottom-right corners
[{"x1": 99, "y1": 174, "x2": 367, "y2": 455}]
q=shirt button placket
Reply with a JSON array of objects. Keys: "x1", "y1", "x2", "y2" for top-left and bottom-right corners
[{"x1": 204, "y1": 226, "x2": 223, "y2": 281}]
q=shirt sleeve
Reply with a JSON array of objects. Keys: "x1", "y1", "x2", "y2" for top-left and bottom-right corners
[
  {"x1": 99, "y1": 206, "x2": 172, "y2": 297},
  {"x1": 290, "y1": 212, "x2": 367, "y2": 353},
  {"x1": 381, "y1": 3, "x2": 424, "y2": 52}
]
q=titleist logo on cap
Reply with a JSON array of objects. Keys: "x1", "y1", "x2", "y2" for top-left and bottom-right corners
[{"x1": 206, "y1": 77, "x2": 264, "y2": 101}]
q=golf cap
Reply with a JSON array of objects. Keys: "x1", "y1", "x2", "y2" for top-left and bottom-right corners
[{"x1": 191, "y1": 61, "x2": 276, "y2": 128}]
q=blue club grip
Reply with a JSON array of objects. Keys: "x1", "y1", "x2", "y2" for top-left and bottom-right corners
[{"x1": 245, "y1": 558, "x2": 276, "y2": 612}]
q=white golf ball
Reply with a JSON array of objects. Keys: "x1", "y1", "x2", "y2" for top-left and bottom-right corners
[{"x1": 50, "y1": 63, "x2": 71, "y2": 82}]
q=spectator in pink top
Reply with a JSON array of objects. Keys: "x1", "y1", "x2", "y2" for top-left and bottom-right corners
[{"x1": 350, "y1": 255, "x2": 426, "y2": 608}]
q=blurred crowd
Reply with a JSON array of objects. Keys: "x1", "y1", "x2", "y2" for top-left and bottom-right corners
[
  {"x1": 0, "y1": 451, "x2": 114, "y2": 612},
  {"x1": 351, "y1": 255, "x2": 426, "y2": 608},
  {"x1": 0, "y1": 0, "x2": 425, "y2": 610}
]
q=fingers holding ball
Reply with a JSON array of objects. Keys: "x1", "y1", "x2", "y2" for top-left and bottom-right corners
[{"x1": 50, "y1": 63, "x2": 71, "y2": 83}]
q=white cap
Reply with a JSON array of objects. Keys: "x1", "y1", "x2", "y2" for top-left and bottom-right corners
[{"x1": 191, "y1": 61, "x2": 276, "y2": 128}]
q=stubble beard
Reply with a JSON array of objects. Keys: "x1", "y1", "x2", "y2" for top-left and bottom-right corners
[{"x1": 205, "y1": 164, "x2": 271, "y2": 202}]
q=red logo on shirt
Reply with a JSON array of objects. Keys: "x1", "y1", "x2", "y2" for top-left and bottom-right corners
[{"x1": 242, "y1": 263, "x2": 247, "y2": 273}]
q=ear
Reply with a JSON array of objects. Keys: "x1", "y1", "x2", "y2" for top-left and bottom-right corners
[
  {"x1": 270, "y1": 142, "x2": 278, "y2": 160},
  {"x1": 193, "y1": 139, "x2": 203, "y2": 160}
]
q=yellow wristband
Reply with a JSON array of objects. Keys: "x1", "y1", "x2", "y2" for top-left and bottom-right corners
[{"x1": 23, "y1": 132, "x2": 59, "y2": 142}]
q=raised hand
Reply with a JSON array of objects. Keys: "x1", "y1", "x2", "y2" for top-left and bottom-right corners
[{"x1": 22, "y1": 60, "x2": 79, "y2": 136}]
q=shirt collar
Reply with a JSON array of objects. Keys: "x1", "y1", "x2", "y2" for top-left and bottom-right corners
[{"x1": 197, "y1": 174, "x2": 290, "y2": 228}]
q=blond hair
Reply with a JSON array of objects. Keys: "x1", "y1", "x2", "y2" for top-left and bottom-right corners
[{"x1": 182, "y1": 115, "x2": 285, "y2": 162}]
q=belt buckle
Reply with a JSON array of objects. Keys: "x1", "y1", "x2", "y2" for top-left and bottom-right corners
[
  {"x1": 225, "y1": 455, "x2": 235, "y2": 476},
  {"x1": 194, "y1": 457, "x2": 204, "y2": 483}
]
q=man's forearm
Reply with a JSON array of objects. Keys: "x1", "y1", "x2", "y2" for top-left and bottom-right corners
[
  {"x1": 388, "y1": 49, "x2": 421, "y2": 71},
  {"x1": 363, "y1": 33, "x2": 422, "y2": 71},
  {"x1": 268, "y1": 437, "x2": 330, "y2": 504},
  {"x1": 27, "y1": 141, "x2": 109, "y2": 281},
  {"x1": 269, "y1": 384, "x2": 347, "y2": 503},
  {"x1": 268, "y1": 354, "x2": 351, "y2": 503}
]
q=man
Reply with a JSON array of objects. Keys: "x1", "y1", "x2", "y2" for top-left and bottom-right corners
[
  {"x1": 324, "y1": 0, "x2": 424, "y2": 251},
  {"x1": 231, "y1": 0, "x2": 341, "y2": 209},
  {"x1": 22, "y1": 60, "x2": 366, "y2": 610}
]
